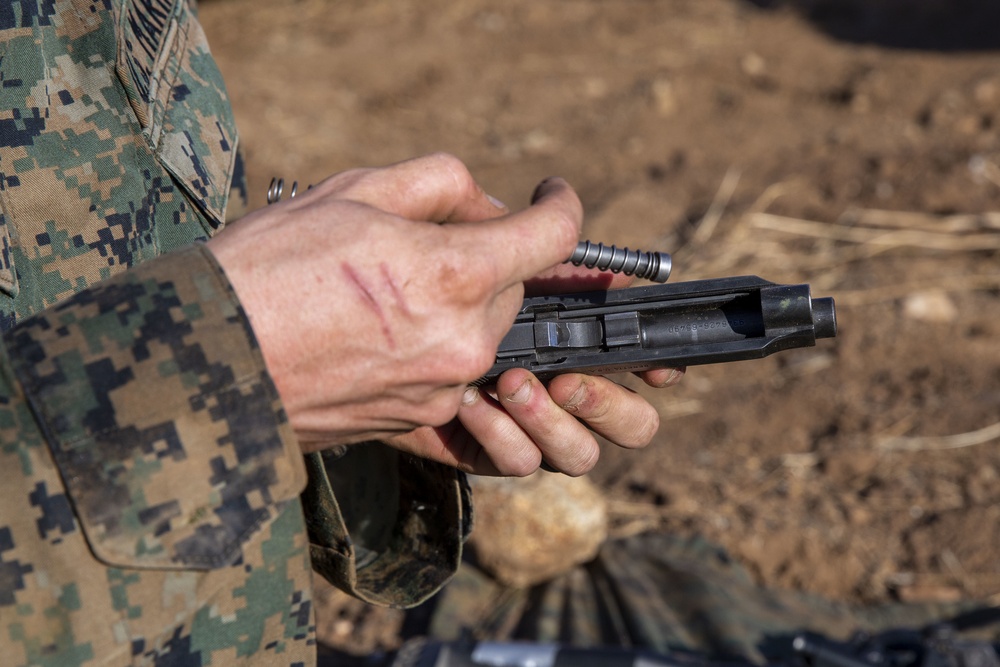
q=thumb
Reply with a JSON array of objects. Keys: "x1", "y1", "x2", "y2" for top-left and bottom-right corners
[{"x1": 452, "y1": 177, "x2": 583, "y2": 290}]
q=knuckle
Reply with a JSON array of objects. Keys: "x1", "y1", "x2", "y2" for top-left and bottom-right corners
[
  {"x1": 471, "y1": 350, "x2": 498, "y2": 380},
  {"x1": 429, "y1": 254, "x2": 490, "y2": 303},
  {"x1": 449, "y1": 337, "x2": 495, "y2": 381},
  {"x1": 428, "y1": 151, "x2": 477, "y2": 193},
  {"x1": 318, "y1": 166, "x2": 373, "y2": 195},
  {"x1": 427, "y1": 150, "x2": 463, "y2": 169}
]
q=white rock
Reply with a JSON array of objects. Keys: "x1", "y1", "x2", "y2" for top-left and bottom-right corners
[
  {"x1": 902, "y1": 291, "x2": 958, "y2": 323},
  {"x1": 468, "y1": 473, "x2": 609, "y2": 587}
]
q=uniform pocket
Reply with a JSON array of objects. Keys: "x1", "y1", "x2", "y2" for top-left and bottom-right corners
[
  {"x1": 6, "y1": 244, "x2": 306, "y2": 570},
  {"x1": 116, "y1": 0, "x2": 239, "y2": 230}
]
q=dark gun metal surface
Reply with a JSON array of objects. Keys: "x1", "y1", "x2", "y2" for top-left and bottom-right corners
[{"x1": 475, "y1": 275, "x2": 837, "y2": 385}]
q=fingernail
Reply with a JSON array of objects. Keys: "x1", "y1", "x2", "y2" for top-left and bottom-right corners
[
  {"x1": 505, "y1": 379, "x2": 532, "y2": 404},
  {"x1": 486, "y1": 193, "x2": 508, "y2": 211},
  {"x1": 663, "y1": 368, "x2": 684, "y2": 386},
  {"x1": 462, "y1": 387, "x2": 479, "y2": 406},
  {"x1": 560, "y1": 381, "x2": 587, "y2": 412},
  {"x1": 531, "y1": 177, "x2": 559, "y2": 204}
]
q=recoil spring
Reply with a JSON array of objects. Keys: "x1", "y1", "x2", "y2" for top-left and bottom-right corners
[
  {"x1": 569, "y1": 240, "x2": 671, "y2": 283},
  {"x1": 267, "y1": 177, "x2": 672, "y2": 282}
]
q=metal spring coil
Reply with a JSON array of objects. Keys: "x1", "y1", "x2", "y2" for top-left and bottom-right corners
[
  {"x1": 266, "y1": 177, "x2": 299, "y2": 204},
  {"x1": 569, "y1": 240, "x2": 672, "y2": 283}
]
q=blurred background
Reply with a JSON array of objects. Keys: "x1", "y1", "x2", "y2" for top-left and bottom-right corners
[{"x1": 199, "y1": 0, "x2": 1000, "y2": 654}]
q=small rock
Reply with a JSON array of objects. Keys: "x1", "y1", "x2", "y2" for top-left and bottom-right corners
[
  {"x1": 468, "y1": 473, "x2": 609, "y2": 587},
  {"x1": 902, "y1": 291, "x2": 958, "y2": 323},
  {"x1": 650, "y1": 78, "x2": 678, "y2": 117},
  {"x1": 522, "y1": 128, "x2": 556, "y2": 155},
  {"x1": 741, "y1": 52, "x2": 766, "y2": 79}
]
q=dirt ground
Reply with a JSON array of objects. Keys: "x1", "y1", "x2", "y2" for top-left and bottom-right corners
[{"x1": 199, "y1": 0, "x2": 1000, "y2": 655}]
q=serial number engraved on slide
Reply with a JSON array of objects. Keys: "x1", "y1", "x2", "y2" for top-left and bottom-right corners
[{"x1": 664, "y1": 319, "x2": 745, "y2": 334}]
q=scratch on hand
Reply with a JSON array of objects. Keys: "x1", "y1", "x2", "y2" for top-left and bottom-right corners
[
  {"x1": 380, "y1": 262, "x2": 412, "y2": 318},
  {"x1": 342, "y1": 262, "x2": 396, "y2": 349}
]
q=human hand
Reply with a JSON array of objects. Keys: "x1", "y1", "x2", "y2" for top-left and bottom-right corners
[
  {"x1": 389, "y1": 262, "x2": 685, "y2": 477},
  {"x1": 206, "y1": 153, "x2": 582, "y2": 448}
]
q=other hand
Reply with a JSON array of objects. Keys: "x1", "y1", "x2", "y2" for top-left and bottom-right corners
[{"x1": 390, "y1": 262, "x2": 684, "y2": 476}]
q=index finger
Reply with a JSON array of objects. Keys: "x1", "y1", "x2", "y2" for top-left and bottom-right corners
[
  {"x1": 322, "y1": 153, "x2": 509, "y2": 224},
  {"x1": 455, "y1": 177, "x2": 583, "y2": 289}
]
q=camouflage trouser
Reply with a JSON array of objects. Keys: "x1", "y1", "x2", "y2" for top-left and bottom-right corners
[{"x1": 408, "y1": 532, "x2": 988, "y2": 664}]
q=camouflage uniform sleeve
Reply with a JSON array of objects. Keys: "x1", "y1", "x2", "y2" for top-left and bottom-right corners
[{"x1": 0, "y1": 243, "x2": 315, "y2": 666}]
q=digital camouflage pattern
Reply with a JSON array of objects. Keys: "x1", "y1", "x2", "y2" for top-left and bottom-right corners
[
  {"x1": 0, "y1": 1, "x2": 470, "y2": 665},
  {"x1": 0, "y1": 0, "x2": 244, "y2": 328},
  {"x1": 0, "y1": 244, "x2": 314, "y2": 665},
  {"x1": 6, "y1": 244, "x2": 307, "y2": 573}
]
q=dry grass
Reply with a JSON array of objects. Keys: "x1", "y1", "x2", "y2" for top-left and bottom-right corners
[
  {"x1": 675, "y1": 174, "x2": 1000, "y2": 296},
  {"x1": 878, "y1": 421, "x2": 1000, "y2": 452}
]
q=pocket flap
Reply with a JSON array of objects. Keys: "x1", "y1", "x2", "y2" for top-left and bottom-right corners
[
  {"x1": 6, "y1": 244, "x2": 306, "y2": 569},
  {"x1": 117, "y1": 0, "x2": 238, "y2": 229}
]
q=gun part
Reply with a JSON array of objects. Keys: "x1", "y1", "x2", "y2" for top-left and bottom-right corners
[
  {"x1": 568, "y1": 241, "x2": 672, "y2": 283},
  {"x1": 475, "y1": 275, "x2": 837, "y2": 385}
]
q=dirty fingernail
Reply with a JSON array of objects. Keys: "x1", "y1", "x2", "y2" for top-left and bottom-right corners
[
  {"x1": 648, "y1": 367, "x2": 683, "y2": 388},
  {"x1": 531, "y1": 177, "x2": 560, "y2": 203},
  {"x1": 505, "y1": 379, "x2": 532, "y2": 404},
  {"x1": 664, "y1": 368, "x2": 684, "y2": 385},
  {"x1": 560, "y1": 381, "x2": 587, "y2": 412}
]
